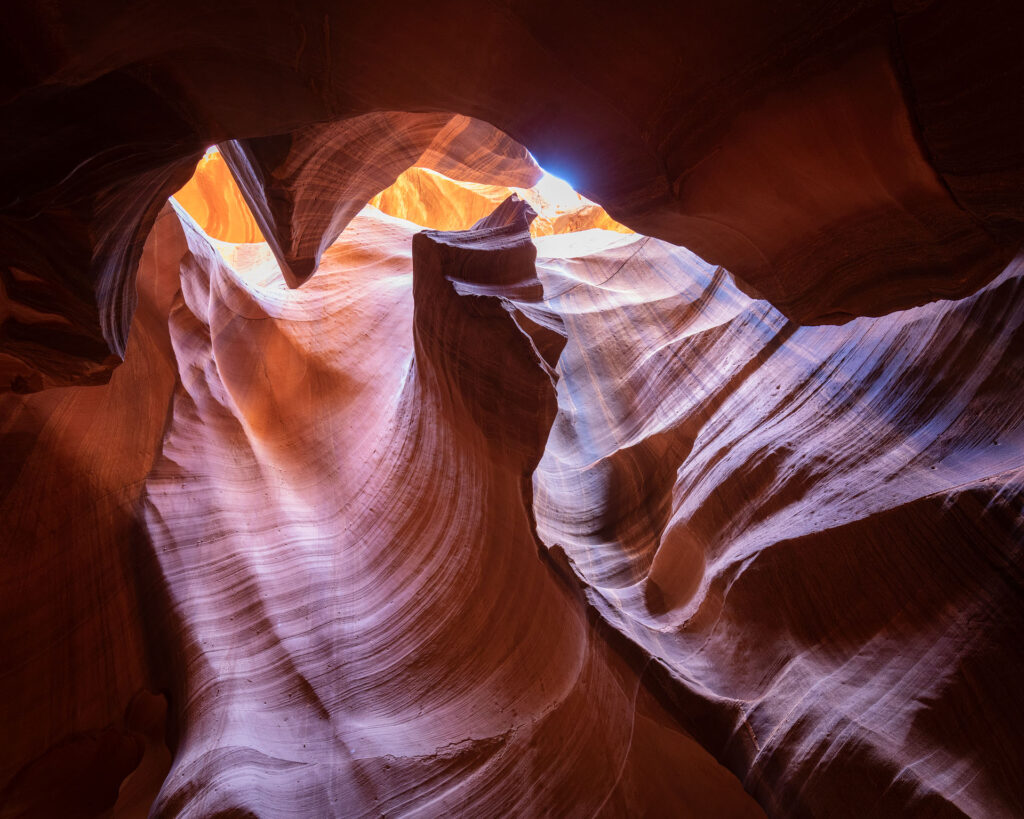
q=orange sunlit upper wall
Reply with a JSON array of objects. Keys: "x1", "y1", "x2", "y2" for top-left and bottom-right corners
[
  {"x1": 370, "y1": 167, "x2": 633, "y2": 236},
  {"x1": 172, "y1": 149, "x2": 265, "y2": 243},
  {"x1": 174, "y1": 149, "x2": 631, "y2": 245}
]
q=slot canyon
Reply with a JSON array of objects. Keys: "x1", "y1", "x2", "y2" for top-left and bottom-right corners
[{"x1": 1, "y1": 2, "x2": 1023, "y2": 816}]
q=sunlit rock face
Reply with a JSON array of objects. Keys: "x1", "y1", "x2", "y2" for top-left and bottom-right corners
[
  {"x1": 138, "y1": 198, "x2": 761, "y2": 817},
  {"x1": 176, "y1": 150, "x2": 632, "y2": 245},
  {"x1": 3, "y1": 1, "x2": 1022, "y2": 392},
  {"x1": 216, "y1": 112, "x2": 543, "y2": 288},
  {"x1": 172, "y1": 150, "x2": 266, "y2": 245},
  {"x1": 530, "y1": 235, "x2": 1024, "y2": 817},
  {"x1": 2, "y1": 2, "x2": 1024, "y2": 816},
  {"x1": 370, "y1": 166, "x2": 634, "y2": 236}
]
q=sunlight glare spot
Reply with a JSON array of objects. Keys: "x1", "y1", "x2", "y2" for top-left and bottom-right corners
[{"x1": 531, "y1": 170, "x2": 586, "y2": 212}]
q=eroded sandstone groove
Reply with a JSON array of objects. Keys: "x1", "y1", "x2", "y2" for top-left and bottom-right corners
[
  {"x1": 2, "y1": 2, "x2": 1024, "y2": 815},
  {"x1": 2, "y1": 1, "x2": 1022, "y2": 392}
]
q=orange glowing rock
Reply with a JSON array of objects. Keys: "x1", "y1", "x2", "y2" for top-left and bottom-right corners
[
  {"x1": 3, "y1": 3, "x2": 1024, "y2": 815},
  {"x1": 172, "y1": 138, "x2": 632, "y2": 268},
  {"x1": 171, "y1": 149, "x2": 265, "y2": 244},
  {"x1": 370, "y1": 166, "x2": 634, "y2": 236}
]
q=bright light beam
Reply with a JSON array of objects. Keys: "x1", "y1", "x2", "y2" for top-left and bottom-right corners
[{"x1": 530, "y1": 170, "x2": 586, "y2": 212}]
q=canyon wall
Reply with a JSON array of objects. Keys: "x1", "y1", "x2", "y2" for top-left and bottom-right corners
[
  {"x1": 2, "y1": 0, "x2": 1023, "y2": 815},
  {"x1": 2, "y1": 0, "x2": 1022, "y2": 392},
  {"x1": 3, "y1": 161, "x2": 1022, "y2": 815},
  {"x1": 530, "y1": 231, "x2": 1024, "y2": 817}
]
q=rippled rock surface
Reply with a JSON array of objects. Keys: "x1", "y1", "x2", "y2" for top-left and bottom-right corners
[
  {"x1": 2, "y1": 2, "x2": 1024, "y2": 815},
  {"x1": 3, "y1": 1, "x2": 1023, "y2": 394},
  {"x1": 531, "y1": 232, "x2": 1024, "y2": 817}
]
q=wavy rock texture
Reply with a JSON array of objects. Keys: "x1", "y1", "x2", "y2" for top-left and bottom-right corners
[
  {"x1": 1, "y1": 193, "x2": 766, "y2": 815},
  {"x1": 3, "y1": 2, "x2": 1024, "y2": 814},
  {"x1": 138, "y1": 198, "x2": 761, "y2": 816},
  {"x1": 219, "y1": 113, "x2": 541, "y2": 287},
  {"x1": 529, "y1": 234, "x2": 1024, "y2": 816},
  {"x1": 5, "y1": 149, "x2": 1022, "y2": 814},
  {"x1": 3, "y1": 0, "x2": 1023, "y2": 392},
  {"x1": 370, "y1": 166, "x2": 633, "y2": 237}
]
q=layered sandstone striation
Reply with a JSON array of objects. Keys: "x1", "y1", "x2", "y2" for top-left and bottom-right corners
[
  {"x1": 218, "y1": 113, "x2": 542, "y2": 287},
  {"x1": 144, "y1": 197, "x2": 763, "y2": 816},
  {"x1": 2, "y1": 193, "x2": 767, "y2": 816},
  {"x1": 2, "y1": 1, "x2": 1024, "y2": 816},
  {"x1": 2, "y1": 1, "x2": 1022, "y2": 393},
  {"x1": 530, "y1": 233, "x2": 1024, "y2": 817},
  {"x1": 4, "y1": 146, "x2": 1023, "y2": 814},
  {"x1": 370, "y1": 166, "x2": 633, "y2": 237}
]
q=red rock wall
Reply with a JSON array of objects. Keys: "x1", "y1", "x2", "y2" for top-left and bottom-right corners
[
  {"x1": 529, "y1": 230, "x2": 1024, "y2": 816},
  {"x1": 369, "y1": 166, "x2": 634, "y2": 236},
  {"x1": 2, "y1": 1, "x2": 1022, "y2": 390},
  {"x1": 2, "y1": 2, "x2": 1024, "y2": 815},
  {"x1": 0, "y1": 207, "x2": 184, "y2": 814},
  {"x1": 2, "y1": 198, "x2": 767, "y2": 816}
]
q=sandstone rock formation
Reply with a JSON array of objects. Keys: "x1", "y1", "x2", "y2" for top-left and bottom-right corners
[
  {"x1": 370, "y1": 166, "x2": 633, "y2": 237},
  {"x1": 2, "y1": 1, "x2": 1024, "y2": 816},
  {"x1": 0, "y1": 205, "x2": 184, "y2": 815},
  {"x1": 530, "y1": 234, "x2": 1024, "y2": 817},
  {"x1": 0, "y1": 193, "x2": 767, "y2": 816},
  {"x1": 218, "y1": 113, "x2": 542, "y2": 287},
  {"x1": 141, "y1": 196, "x2": 764, "y2": 816},
  {"x1": 172, "y1": 150, "x2": 266, "y2": 245},
  {"x1": 3, "y1": 1, "x2": 1022, "y2": 393}
]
